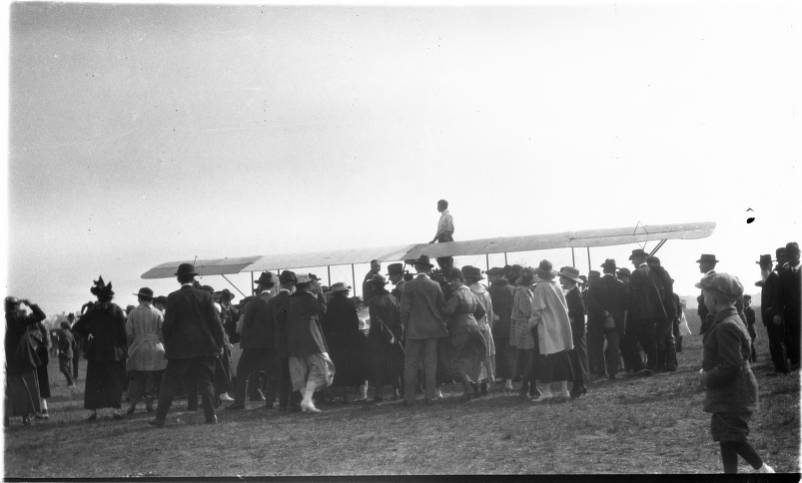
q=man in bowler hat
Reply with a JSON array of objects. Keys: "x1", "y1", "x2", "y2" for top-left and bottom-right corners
[
  {"x1": 627, "y1": 248, "x2": 670, "y2": 375},
  {"x1": 150, "y1": 263, "x2": 224, "y2": 427},
  {"x1": 400, "y1": 255, "x2": 447, "y2": 405},
  {"x1": 758, "y1": 251, "x2": 789, "y2": 374}
]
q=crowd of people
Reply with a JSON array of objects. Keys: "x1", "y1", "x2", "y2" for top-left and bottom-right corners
[{"x1": 3, "y1": 199, "x2": 799, "y2": 474}]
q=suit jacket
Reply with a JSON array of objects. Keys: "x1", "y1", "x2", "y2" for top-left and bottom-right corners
[
  {"x1": 163, "y1": 285, "x2": 224, "y2": 360},
  {"x1": 589, "y1": 274, "x2": 628, "y2": 331},
  {"x1": 628, "y1": 265, "x2": 667, "y2": 322},
  {"x1": 489, "y1": 281, "x2": 515, "y2": 339},
  {"x1": 286, "y1": 290, "x2": 329, "y2": 357},
  {"x1": 241, "y1": 292, "x2": 274, "y2": 350},
  {"x1": 74, "y1": 302, "x2": 127, "y2": 363},
  {"x1": 564, "y1": 286, "x2": 586, "y2": 337},
  {"x1": 779, "y1": 264, "x2": 801, "y2": 322},
  {"x1": 268, "y1": 290, "x2": 292, "y2": 358},
  {"x1": 400, "y1": 273, "x2": 447, "y2": 340},
  {"x1": 761, "y1": 270, "x2": 782, "y2": 324}
]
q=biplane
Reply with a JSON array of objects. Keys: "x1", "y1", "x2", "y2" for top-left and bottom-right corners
[{"x1": 141, "y1": 221, "x2": 716, "y2": 297}]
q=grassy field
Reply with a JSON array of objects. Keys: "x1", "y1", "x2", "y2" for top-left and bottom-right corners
[{"x1": 4, "y1": 311, "x2": 800, "y2": 477}]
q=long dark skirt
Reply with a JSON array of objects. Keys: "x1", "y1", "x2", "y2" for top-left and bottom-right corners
[
  {"x1": 36, "y1": 363, "x2": 51, "y2": 399},
  {"x1": 533, "y1": 350, "x2": 575, "y2": 383},
  {"x1": 5, "y1": 371, "x2": 42, "y2": 417},
  {"x1": 84, "y1": 361, "x2": 126, "y2": 409},
  {"x1": 330, "y1": 335, "x2": 369, "y2": 388},
  {"x1": 367, "y1": 335, "x2": 403, "y2": 392}
]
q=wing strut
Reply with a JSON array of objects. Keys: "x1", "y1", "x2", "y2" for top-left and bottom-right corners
[
  {"x1": 649, "y1": 239, "x2": 668, "y2": 256},
  {"x1": 221, "y1": 274, "x2": 247, "y2": 298}
]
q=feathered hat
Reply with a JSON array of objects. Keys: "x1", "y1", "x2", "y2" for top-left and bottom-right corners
[{"x1": 90, "y1": 276, "x2": 114, "y2": 301}]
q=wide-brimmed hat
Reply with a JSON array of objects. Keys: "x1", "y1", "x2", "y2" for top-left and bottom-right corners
[
  {"x1": 295, "y1": 273, "x2": 312, "y2": 285},
  {"x1": 601, "y1": 258, "x2": 617, "y2": 272},
  {"x1": 279, "y1": 270, "x2": 297, "y2": 284},
  {"x1": 695, "y1": 272, "x2": 743, "y2": 300},
  {"x1": 387, "y1": 263, "x2": 405, "y2": 276},
  {"x1": 461, "y1": 265, "x2": 483, "y2": 281},
  {"x1": 175, "y1": 263, "x2": 198, "y2": 278},
  {"x1": 756, "y1": 254, "x2": 773, "y2": 266},
  {"x1": 534, "y1": 260, "x2": 556, "y2": 280},
  {"x1": 629, "y1": 249, "x2": 647, "y2": 261},
  {"x1": 444, "y1": 267, "x2": 463, "y2": 281},
  {"x1": 558, "y1": 266, "x2": 582, "y2": 283},
  {"x1": 786, "y1": 241, "x2": 800, "y2": 256},
  {"x1": 329, "y1": 282, "x2": 351, "y2": 294},
  {"x1": 254, "y1": 271, "x2": 275, "y2": 288},
  {"x1": 696, "y1": 253, "x2": 719, "y2": 264},
  {"x1": 133, "y1": 287, "x2": 154, "y2": 300},
  {"x1": 412, "y1": 255, "x2": 433, "y2": 268}
]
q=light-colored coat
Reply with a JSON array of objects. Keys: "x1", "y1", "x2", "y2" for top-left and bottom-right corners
[
  {"x1": 126, "y1": 303, "x2": 167, "y2": 371},
  {"x1": 400, "y1": 274, "x2": 447, "y2": 340},
  {"x1": 530, "y1": 280, "x2": 574, "y2": 355}
]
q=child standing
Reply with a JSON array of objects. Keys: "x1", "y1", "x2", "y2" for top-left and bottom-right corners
[{"x1": 697, "y1": 272, "x2": 773, "y2": 473}]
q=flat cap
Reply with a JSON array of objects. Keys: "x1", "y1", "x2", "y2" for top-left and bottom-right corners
[{"x1": 695, "y1": 272, "x2": 744, "y2": 300}]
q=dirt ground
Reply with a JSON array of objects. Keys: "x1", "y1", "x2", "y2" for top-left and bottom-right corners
[{"x1": 4, "y1": 312, "x2": 800, "y2": 477}]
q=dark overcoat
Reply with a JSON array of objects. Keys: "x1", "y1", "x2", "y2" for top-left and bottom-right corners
[{"x1": 163, "y1": 285, "x2": 224, "y2": 360}]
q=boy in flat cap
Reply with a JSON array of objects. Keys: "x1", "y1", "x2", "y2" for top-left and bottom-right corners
[{"x1": 697, "y1": 273, "x2": 773, "y2": 473}]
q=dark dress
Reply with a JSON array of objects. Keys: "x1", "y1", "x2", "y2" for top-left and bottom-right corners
[
  {"x1": 73, "y1": 302, "x2": 127, "y2": 410},
  {"x1": 324, "y1": 293, "x2": 368, "y2": 388},
  {"x1": 5, "y1": 306, "x2": 46, "y2": 418},
  {"x1": 34, "y1": 322, "x2": 52, "y2": 399},
  {"x1": 367, "y1": 290, "x2": 404, "y2": 395}
]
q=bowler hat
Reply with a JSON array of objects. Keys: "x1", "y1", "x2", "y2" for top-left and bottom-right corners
[
  {"x1": 329, "y1": 282, "x2": 351, "y2": 294},
  {"x1": 254, "y1": 271, "x2": 275, "y2": 288},
  {"x1": 412, "y1": 255, "x2": 433, "y2": 268},
  {"x1": 534, "y1": 260, "x2": 556, "y2": 280},
  {"x1": 134, "y1": 287, "x2": 154, "y2": 299},
  {"x1": 558, "y1": 266, "x2": 582, "y2": 283},
  {"x1": 279, "y1": 270, "x2": 297, "y2": 284},
  {"x1": 601, "y1": 258, "x2": 617, "y2": 271},
  {"x1": 461, "y1": 265, "x2": 483, "y2": 281},
  {"x1": 756, "y1": 254, "x2": 773, "y2": 266},
  {"x1": 776, "y1": 247, "x2": 787, "y2": 259},
  {"x1": 695, "y1": 272, "x2": 743, "y2": 300},
  {"x1": 295, "y1": 273, "x2": 312, "y2": 285},
  {"x1": 629, "y1": 249, "x2": 647, "y2": 260},
  {"x1": 175, "y1": 263, "x2": 198, "y2": 278},
  {"x1": 387, "y1": 263, "x2": 404, "y2": 276},
  {"x1": 786, "y1": 241, "x2": 800, "y2": 255},
  {"x1": 696, "y1": 254, "x2": 719, "y2": 264}
]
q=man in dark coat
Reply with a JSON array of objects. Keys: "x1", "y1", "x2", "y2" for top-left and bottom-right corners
[
  {"x1": 66, "y1": 312, "x2": 83, "y2": 382},
  {"x1": 488, "y1": 267, "x2": 515, "y2": 389},
  {"x1": 590, "y1": 259, "x2": 632, "y2": 378},
  {"x1": 56, "y1": 321, "x2": 76, "y2": 387},
  {"x1": 758, "y1": 250, "x2": 789, "y2": 374},
  {"x1": 150, "y1": 263, "x2": 224, "y2": 427},
  {"x1": 388, "y1": 263, "x2": 407, "y2": 303},
  {"x1": 400, "y1": 255, "x2": 447, "y2": 405},
  {"x1": 697, "y1": 254, "x2": 719, "y2": 334},
  {"x1": 4, "y1": 297, "x2": 46, "y2": 425},
  {"x1": 778, "y1": 242, "x2": 801, "y2": 369},
  {"x1": 270, "y1": 271, "x2": 298, "y2": 411},
  {"x1": 559, "y1": 266, "x2": 588, "y2": 399},
  {"x1": 647, "y1": 256, "x2": 678, "y2": 371},
  {"x1": 627, "y1": 249, "x2": 669, "y2": 375},
  {"x1": 366, "y1": 274, "x2": 404, "y2": 401},
  {"x1": 228, "y1": 272, "x2": 276, "y2": 410},
  {"x1": 362, "y1": 260, "x2": 382, "y2": 304}
]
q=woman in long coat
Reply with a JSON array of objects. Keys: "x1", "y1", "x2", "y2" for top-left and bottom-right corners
[
  {"x1": 509, "y1": 268, "x2": 537, "y2": 399},
  {"x1": 323, "y1": 283, "x2": 368, "y2": 402},
  {"x1": 4, "y1": 297, "x2": 45, "y2": 426},
  {"x1": 73, "y1": 277, "x2": 128, "y2": 420},
  {"x1": 366, "y1": 274, "x2": 404, "y2": 401},
  {"x1": 463, "y1": 266, "x2": 496, "y2": 395},
  {"x1": 441, "y1": 268, "x2": 487, "y2": 400},
  {"x1": 529, "y1": 260, "x2": 575, "y2": 403}
]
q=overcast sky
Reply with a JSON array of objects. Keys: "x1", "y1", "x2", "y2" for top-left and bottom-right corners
[{"x1": 6, "y1": 1, "x2": 801, "y2": 315}]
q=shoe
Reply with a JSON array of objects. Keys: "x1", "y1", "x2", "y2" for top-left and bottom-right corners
[
  {"x1": 757, "y1": 463, "x2": 775, "y2": 473},
  {"x1": 300, "y1": 402, "x2": 321, "y2": 413},
  {"x1": 148, "y1": 419, "x2": 165, "y2": 428},
  {"x1": 636, "y1": 368, "x2": 653, "y2": 377},
  {"x1": 205, "y1": 415, "x2": 218, "y2": 424},
  {"x1": 35, "y1": 411, "x2": 49, "y2": 420},
  {"x1": 22, "y1": 415, "x2": 32, "y2": 426},
  {"x1": 219, "y1": 393, "x2": 235, "y2": 402},
  {"x1": 248, "y1": 390, "x2": 265, "y2": 402},
  {"x1": 504, "y1": 380, "x2": 514, "y2": 391},
  {"x1": 226, "y1": 403, "x2": 245, "y2": 411}
]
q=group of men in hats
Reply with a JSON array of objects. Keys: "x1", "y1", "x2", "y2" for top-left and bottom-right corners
[{"x1": 755, "y1": 241, "x2": 801, "y2": 374}]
